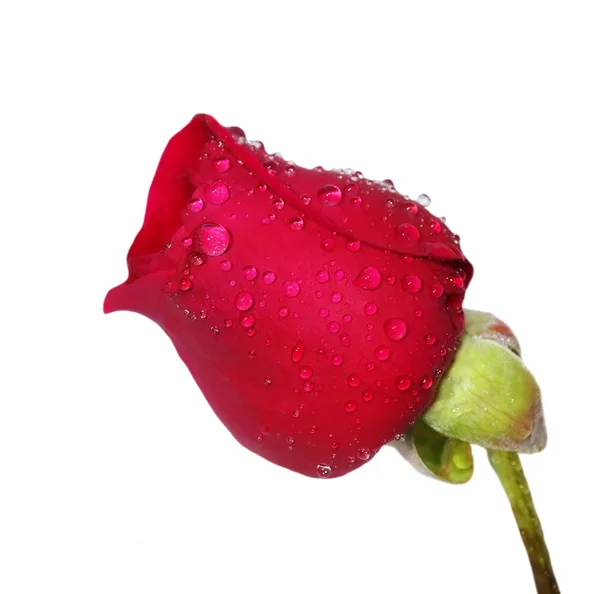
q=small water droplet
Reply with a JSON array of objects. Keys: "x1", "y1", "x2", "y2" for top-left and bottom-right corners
[
  {"x1": 289, "y1": 217, "x2": 305, "y2": 231},
  {"x1": 194, "y1": 223, "x2": 230, "y2": 256},
  {"x1": 332, "y1": 354, "x2": 344, "y2": 366},
  {"x1": 262, "y1": 271, "x2": 276, "y2": 285},
  {"x1": 331, "y1": 292, "x2": 342, "y2": 304},
  {"x1": 344, "y1": 400, "x2": 357, "y2": 413},
  {"x1": 355, "y1": 266, "x2": 382, "y2": 290},
  {"x1": 299, "y1": 365, "x2": 313, "y2": 379},
  {"x1": 271, "y1": 196, "x2": 285, "y2": 210},
  {"x1": 188, "y1": 194, "x2": 204, "y2": 212},
  {"x1": 357, "y1": 447, "x2": 371, "y2": 461},
  {"x1": 431, "y1": 220, "x2": 442, "y2": 234},
  {"x1": 364, "y1": 302, "x2": 378, "y2": 316},
  {"x1": 346, "y1": 240, "x2": 361, "y2": 252},
  {"x1": 375, "y1": 345, "x2": 391, "y2": 361},
  {"x1": 317, "y1": 270, "x2": 330, "y2": 283},
  {"x1": 206, "y1": 181, "x2": 230, "y2": 205},
  {"x1": 181, "y1": 236, "x2": 193, "y2": 247},
  {"x1": 362, "y1": 390, "x2": 373, "y2": 402},
  {"x1": 425, "y1": 334, "x2": 437, "y2": 345},
  {"x1": 450, "y1": 275, "x2": 464, "y2": 288},
  {"x1": 302, "y1": 194, "x2": 312, "y2": 205},
  {"x1": 214, "y1": 158, "x2": 231, "y2": 173},
  {"x1": 316, "y1": 464, "x2": 332, "y2": 478},
  {"x1": 243, "y1": 266, "x2": 257, "y2": 281},
  {"x1": 348, "y1": 374, "x2": 360, "y2": 387},
  {"x1": 402, "y1": 275, "x2": 422, "y2": 294},
  {"x1": 235, "y1": 291, "x2": 254, "y2": 311},
  {"x1": 396, "y1": 376, "x2": 411, "y2": 391},
  {"x1": 416, "y1": 193, "x2": 431, "y2": 207},
  {"x1": 384, "y1": 319, "x2": 407, "y2": 341},
  {"x1": 344, "y1": 182, "x2": 359, "y2": 197},
  {"x1": 179, "y1": 278, "x2": 191, "y2": 291},
  {"x1": 224, "y1": 319, "x2": 233, "y2": 328},
  {"x1": 292, "y1": 340, "x2": 304, "y2": 363},
  {"x1": 339, "y1": 333, "x2": 351, "y2": 347},
  {"x1": 282, "y1": 280, "x2": 300, "y2": 297},
  {"x1": 319, "y1": 307, "x2": 330, "y2": 318},
  {"x1": 303, "y1": 381, "x2": 314, "y2": 392},
  {"x1": 240, "y1": 314, "x2": 256, "y2": 328},
  {"x1": 396, "y1": 223, "x2": 421, "y2": 245},
  {"x1": 279, "y1": 307, "x2": 290, "y2": 318},
  {"x1": 321, "y1": 238, "x2": 335, "y2": 252},
  {"x1": 318, "y1": 184, "x2": 342, "y2": 206},
  {"x1": 431, "y1": 283, "x2": 444, "y2": 299},
  {"x1": 422, "y1": 377, "x2": 433, "y2": 389},
  {"x1": 220, "y1": 260, "x2": 232, "y2": 271},
  {"x1": 328, "y1": 321, "x2": 340, "y2": 334}
]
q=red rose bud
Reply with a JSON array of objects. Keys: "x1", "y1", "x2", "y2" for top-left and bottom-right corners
[{"x1": 104, "y1": 114, "x2": 472, "y2": 479}]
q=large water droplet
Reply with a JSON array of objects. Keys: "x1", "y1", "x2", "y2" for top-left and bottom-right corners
[
  {"x1": 384, "y1": 319, "x2": 407, "y2": 341},
  {"x1": 262, "y1": 271, "x2": 276, "y2": 285},
  {"x1": 431, "y1": 283, "x2": 444, "y2": 299},
  {"x1": 318, "y1": 184, "x2": 342, "y2": 206},
  {"x1": 194, "y1": 223, "x2": 230, "y2": 256},
  {"x1": 235, "y1": 291, "x2": 254, "y2": 311},
  {"x1": 282, "y1": 280, "x2": 300, "y2": 297},
  {"x1": 396, "y1": 223, "x2": 421, "y2": 245},
  {"x1": 355, "y1": 266, "x2": 382, "y2": 290},
  {"x1": 206, "y1": 181, "x2": 230, "y2": 205},
  {"x1": 243, "y1": 266, "x2": 258, "y2": 281},
  {"x1": 188, "y1": 194, "x2": 204, "y2": 212},
  {"x1": 289, "y1": 217, "x2": 305, "y2": 231}
]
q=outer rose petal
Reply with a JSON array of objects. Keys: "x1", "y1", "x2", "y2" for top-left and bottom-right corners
[{"x1": 105, "y1": 115, "x2": 472, "y2": 478}]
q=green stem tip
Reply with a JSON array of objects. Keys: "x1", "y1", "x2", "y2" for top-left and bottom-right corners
[{"x1": 487, "y1": 450, "x2": 560, "y2": 593}]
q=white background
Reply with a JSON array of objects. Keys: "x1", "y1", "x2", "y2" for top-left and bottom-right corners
[{"x1": 1, "y1": 1, "x2": 598, "y2": 592}]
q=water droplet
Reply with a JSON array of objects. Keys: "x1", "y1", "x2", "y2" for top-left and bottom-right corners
[
  {"x1": 321, "y1": 238, "x2": 335, "y2": 252},
  {"x1": 344, "y1": 182, "x2": 359, "y2": 197},
  {"x1": 331, "y1": 292, "x2": 342, "y2": 304},
  {"x1": 264, "y1": 160, "x2": 278, "y2": 174},
  {"x1": 431, "y1": 220, "x2": 442, "y2": 234},
  {"x1": 292, "y1": 340, "x2": 304, "y2": 363},
  {"x1": 422, "y1": 377, "x2": 433, "y2": 389},
  {"x1": 402, "y1": 275, "x2": 422, "y2": 294},
  {"x1": 342, "y1": 314, "x2": 352, "y2": 323},
  {"x1": 279, "y1": 307, "x2": 290, "y2": 318},
  {"x1": 262, "y1": 271, "x2": 276, "y2": 285},
  {"x1": 289, "y1": 217, "x2": 305, "y2": 231},
  {"x1": 302, "y1": 194, "x2": 312, "y2": 205},
  {"x1": 332, "y1": 354, "x2": 344, "y2": 366},
  {"x1": 303, "y1": 381, "x2": 314, "y2": 392},
  {"x1": 348, "y1": 374, "x2": 360, "y2": 387},
  {"x1": 328, "y1": 321, "x2": 340, "y2": 334},
  {"x1": 317, "y1": 270, "x2": 330, "y2": 283},
  {"x1": 299, "y1": 366, "x2": 313, "y2": 379},
  {"x1": 316, "y1": 464, "x2": 332, "y2": 478},
  {"x1": 282, "y1": 280, "x2": 300, "y2": 297},
  {"x1": 243, "y1": 266, "x2": 257, "y2": 281},
  {"x1": 396, "y1": 376, "x2": 411, "y2": 391},
  {"x1": 346, "y1": 240, "x2": 361, "y2": 252},
  {"x1": 214, "y1": 158, "x2": 231, "y2": 173},
  {"x1": 396, "y1": 223, "x2": 421, "y2": 245},
  {"x1": 339, "y1": 333, "x2": 351, "y2": 347},
  {"x1": 194, "y1": 223, "x2": 230, "y2": 256},
  {"x1": 357, "y1": 447, "x2": 371, "y2": 461},
  {"x1": 190, "y1": 252, "x2": 204, "y2": 267},
  {"x1": 416, "y1": 193, "x2": 431, "y2": 207},
  {"x1": 181, "y1": 236, "x2": 193, "y2": 247},
  {"x1": 220, "y1": 260, "x2": 232, "y2": 271},
  {"x1": 431, "y1": 283, "x2": 444, "y2": 299},
  {"x1": 271, "y1": 196, "x2": 285, "y2": 210},
  {"x1": 179, "y1": 278, "x2": 191, "y2": 291},
  {"x1": 375, "y1": 345, "x2": 391, "y2": 361},
  {"x1": 450, "y1": 275, "x2": 464, "y2": 288},
  {"x1": 355, "y1": 266, "x2": 382, "y2": 290},
  {"x1": 414, "y1": 309, "x2": 423, "y2": 317},
  {"x1": 235, "y1": 291, "x2": 254, "y2": 311},
  {"x1": 425, "y1": 334, "x2": 437, "y2": 345},
  {"x1": 264, "y1": 377, "x2": 272, "y2": 386},
  {"x1": 405, "y1": 201, "x2": 419, "y2": 215},
  {"x1": 318, "y1": 184, "x2": 342, "y2": 206},
  {"x1": 224, "y1": 319, "x2": 233, "y2": 328},
  {"x1": 240, "y1": 313, "x2": 256, "y2": 328},
  {"x1": 362, "y1": 390, "x2": 373, "y2": 402},
  {"x1": 206, "y1": 181, "x2": 230, "y2": 205},
  {"x1": 364, "y1": 302, "x2": 378, "y2": 316},
  {"x1": 344, "y1": 401, "x2": 357, "y2": 413},
  {"x1": 319, "y1": 307, "x2": 330, "y2": 318},
  {"x1": 384, "y1": 319, "x2": 407, "y2": 341},
  {"x1": 188, "y1": 195, "x2": 204, "y2": 212}
]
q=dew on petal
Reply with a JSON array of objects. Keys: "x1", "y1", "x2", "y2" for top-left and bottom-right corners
[
  {"x1": 396, "y1": 223, "x2": 421, "y2": 245},
  {"x1": 318, "y1": 184, "x2": 342, "y2": 206},
  {"x1": 235, "y1": 291, "x2": 254, "y2": 311},
  {"x1": 289, "y1": 217, "x2": 305, "y2": 231},
  {"x1": 319, "y1": 307, "x2": 330, "y2": 318},
  {"x1": 220, "y1": 260, "x2": 232, "y2": 271},
  {"x1": 206, "y1": 181, "x2": 230, "y2": 205},
  {"x1": 339, "y1": 333, "x2": 351, "y2": 347},
  {"x1": 240, "y1": 314, "x2": 256, "y2": 328},
  {"x1": 355, "y1": 266, "x2": 382, "y2": 290},
  {"x1": 188, "y1": 196, "x2": 204, "y2": 212},
  {"x1": 292, "y1": 340, "x2": 304, "y2": 363},
  {"x1": 422, "y1": 377, "x2": 433, "y2": 389},
  {"x1": 332, "y1": 354, "x2": 344, "y2": 366},
  {"x1": 316, "y1": 464, "x2": 332, "y2": 478},
  {"x1": 194, "y1": 223, "x2": 230, "y2": 256},
  {"x1": 331, "y1": 292, "x2": 342, "y2": 304},
  {"x1": 214, "y1": 158, "x2": 231, "y2": 173},
  {"x1": 243, "y1": 266, "x2": 258, "y2": 281},
  {"x1": 344, "y1": 182, "x2": 359, "y2": 197},
  {"x1": 416, "y1": 193, "x2": 431, "y2": 207},
  {"x1": 328, "y1": 321, "x2": 340, "y2": 334},
  {"x1": 299, "y1": 366, "x2": 313, "y2": 379},
  {"x1": 402, "y1": 275, "x2": 422, "y2": 294},
  {"x1": 375, "y1": 345, "x2": 391, "y2": 361},
  {"x1": 279, "y1": 307, "x2": 290, "y2": 318},
  {"x1": 396, "y1": 376, "x2": 411, "y2": 391},
  {"x1": 425, "y1": 334, "x2": 437, "y2": 345},
  {"x1": 179, "y1": 278, "x2": 191, "y2": 291},
  {"x1": 364, "y1": 302, "x2": 378, "y2": 316},
  {"x1": 357, "y1": 447, "x2": 371, "y2": 461},
  {"x1": 346, "y1": 240, "x2": 361, "y2": 252},
  {"x1": 262, "y1": 271, "x2": 276, "y2": 285},
  {"x1": 362, "y1": 390, "x2": 373, "y2": 402},
  {"x1": 344, "y1": 401, "x2": 357, "y2": 413},
  {"x1": 181, "y1": 236, "x2": 193, "y2": 247},
  {"x1": 283, "y1": 280, "x2": 300, "y2": 297},
  {"x1": 348, "y1": 374, "x2": 360, "y2": 387},
  {"x1": 431, "y1": 283, "x2": 444, "y2": 299},
  {"x1": 384, "y1": 319, "x2": 407, "y2": 341},
  {"x1": 321, "y1": 238, "x2": 335, "y2": 251},
  {"x1": 317, "y1": 270, "x2": 330, "y2": 283}
]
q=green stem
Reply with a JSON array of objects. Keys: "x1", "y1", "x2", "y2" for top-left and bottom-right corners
[{"x1": 487, "y1": 450, "x2": 559, "y2": 593}]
